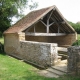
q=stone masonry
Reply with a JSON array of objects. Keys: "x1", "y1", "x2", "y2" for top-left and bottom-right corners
[
  {"x1": 68, "y1": 46, "x2": 80, "y2": 75},
  {"x1": 20, "y1": 41, "x2": 58, "y2": 68}
]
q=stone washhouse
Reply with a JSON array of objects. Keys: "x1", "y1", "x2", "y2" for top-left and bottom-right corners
[{"x1": 4, "y1": 5, "x2": 77, "y2": 68}]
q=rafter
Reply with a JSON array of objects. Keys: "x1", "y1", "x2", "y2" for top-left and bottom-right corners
[
  {"x1": 48, "y1": 10, "x2": 53, "y2": 20},
  {"x1": 51, "y1": 17, "x2": 60, "y2": 33}
]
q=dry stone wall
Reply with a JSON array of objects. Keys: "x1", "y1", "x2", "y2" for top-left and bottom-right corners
[
  {"x1": 68, "y1": 46, "x2": 80, "y2": 75},
  {"x1": 20, "y1": 41, "x2": 58, "y2": 68}
]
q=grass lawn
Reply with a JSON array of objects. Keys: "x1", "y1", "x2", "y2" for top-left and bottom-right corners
[
  {"x1": 0, "y1": 37, "x2": 4, "y2": 44},
  {"x1": 0, "y1": 37, "x2": 80, "y2": 80}
]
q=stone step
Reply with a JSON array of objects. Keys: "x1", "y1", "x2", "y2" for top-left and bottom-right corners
[
  {"x1": 46, "y1": 67, "x2": 66, "y2": 76},
  {"x1": 60, "y1": 59, "x2": 67, "y2": 64},
  {"x1": 38, "y1": 59, "x2": 67, "y2": 78},
  {"x1": 38, "y1": 70, "x2": 59, "y2": 78},
  {"x1": 58, "y1": 56, "x2": 62, "y2": 59},
  {"x1": 54, "y1": 59, "x2": 67, "y2": 66},
  {"x1": 51, "y1": 66, "x2": 67, "y2": 73},
  {"x1": 59, "y1": 54, "x2": 67, "y2": 59}
]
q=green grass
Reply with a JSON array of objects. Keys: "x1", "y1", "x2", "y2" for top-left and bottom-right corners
[
  {"x1": 0, "y1": 53, "x2": 80, "y2": 80},
  {"x1": 78, "y1": 34, "x2": 80, "y2": 40},
  {"x1": 0, "y1": 37, "x2": 80, "y2": 80},
  {"x1": 0, "y1": 37, "x2": 4, "y2": 44},
  {"x1": 0, "y1": 53, "x2": 59, "y2": 80}
]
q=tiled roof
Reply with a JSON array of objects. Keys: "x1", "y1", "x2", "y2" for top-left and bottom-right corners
[
  {"x1": 4, "y1": 6, "x2": 55, "y2": 34},
  {"x1": 4, "y1": 5, "x2": 76, "y2": 34}
]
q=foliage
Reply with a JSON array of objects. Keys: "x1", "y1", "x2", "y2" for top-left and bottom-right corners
[
  {"x1": 68, "y1": 21, "x2": 80, "y2": 46},
  {"x1": 0, "y1": 0, "x2": 38, "y2": 35},
  {"x1": 72, "y1": 40, "x2": 80, "y2": 46},
  {"x1": 72, "y1": 34, "x2": 80, "y2": 46},
  {"x1": 0, "y1": 37, "x2": 4, "y2": 44},
  {"x1": 69, "y1": 21, "x2": 80, "y2": 34},
  {"x1": 0, "y1": 31, "x2": 2, "y2": 37}
]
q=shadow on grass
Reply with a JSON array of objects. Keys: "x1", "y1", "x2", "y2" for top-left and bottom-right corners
[
  {"x1": 22, "y1": 76, "x2": 57, "y2": 80},
  {"x1": 21, "y1": 75, "x2": 80, "y2": 80},
  {"x1": 0, "y1": 42, "x2": 5, "y2": 55},
  {"x1": 0, "y1": 51, "x2": 6, "y2": 55},
  {"x1": 21, "y1": 74, "x2": 80, "y2": 80},
  {"x1": 58, "y1": 75, "x2": 80, "y2": 80}
]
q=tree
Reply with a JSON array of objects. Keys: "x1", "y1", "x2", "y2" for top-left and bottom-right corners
[
  {"x1": 69, "y1": 21, "x2": 80, "y2": 34},
  {"x1": 0, "y1": 0, "x2": 38, "y2": 37}
]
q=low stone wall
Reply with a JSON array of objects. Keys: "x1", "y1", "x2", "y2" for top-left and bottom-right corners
[
  {"x1": 68, "y1": 46, "x2": 80, "y2": 75},
  {"x1": 19, "y1": 41, "x2": 58, "y2": 68}
]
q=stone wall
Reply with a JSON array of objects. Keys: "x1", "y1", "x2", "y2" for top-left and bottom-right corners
[
  {"x1": 25, "y1": 33, "x2": 77, "y2": 47},
  {"x1": 68, "y1": 46, "x2": 80, "y2": 75},
  {"x1": 4, "y1": 33, "x2": 19, "y2": 54},
  {"x1": 4, "y1": 33, "x2": 58, "y2": 68},
  {"x1": 19, "y1": 41, "x2": 58, "y2": 68},
  {"x1": 18, "y1": 32, "x2": 25, "y2": 41}
]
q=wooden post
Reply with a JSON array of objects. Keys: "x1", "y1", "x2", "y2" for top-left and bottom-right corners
[
  {"x1": 47, "y1": 19, "x2": 49, "y2": 33},
  {"x1": 34, "y1": 25, "x2": 36, "y2": 33},
  {"x1": 58, "y1": 26, "x2": 60, "y2": 33}
]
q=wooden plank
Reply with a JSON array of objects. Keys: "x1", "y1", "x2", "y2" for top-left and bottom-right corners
[
  {"x1": 56, "y1": 47, "x2": 67, "y2": 52},
  {"x1": 25, "y1": 33, "x2": 66, "y2": 36}
]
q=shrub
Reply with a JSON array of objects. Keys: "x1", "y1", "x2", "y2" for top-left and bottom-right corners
[
  {"x1": 72, "y1": 40, "x2": 80, "y2": 46},
  {"x1": 0, "y1": 31, "x2": 2, "y2": 37},
  {"x1": 69, "y1": 21, "x2": 80, "y2": 34}
]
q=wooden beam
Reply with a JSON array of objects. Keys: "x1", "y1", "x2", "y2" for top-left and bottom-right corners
[
  {"x1": 40, "y1": 20, "x2": 47, "y2": 27},
  {"x1": 53, "y1": 8, "x2": 56, "y2": 11},
  {"x1": 51, "y1": 17, "x2": 60, "y2": 27},
  {"x1": 51, "y1": 17, "x2": 65, "y2": 33},
  {"x1": 25, "y1": 33, "x2": 66, "y2": 36},
  {"x1": 49, "y1": 22, "x2": 54, "y2": 27},
  {"x1": 48, "y1": 10, "x2": 53, "y2": 20},
  {"x1": 34, "y1": 26, "x2": 36, "y2": 33},
  {"x1": 24, "y1": 20, "x2": 39, "y2": 32},
  {"x1": 47, "y1": 19, "x2": 49, "y2": 33},
  {"x1": 58, "y1": 26, "x2": 60, "y2": 33}
]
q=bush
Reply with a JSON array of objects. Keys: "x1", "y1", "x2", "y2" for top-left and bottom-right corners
[
  {"x1": 0, "y1": 42, "x2": 4, "y2": 52},
  {"x1": 0, "y1": 31, "x2": 2, "y2": 37},
  {"x1": 69, "y1": 21, "x2": 80, "y2": 34},
  {"x1": 72, "y1": 40, "x2": 80, "y2": 46}
]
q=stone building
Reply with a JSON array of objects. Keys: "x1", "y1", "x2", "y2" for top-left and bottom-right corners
[{"x1": 4, "y1": 5, "x2": 77, "y2": 68}]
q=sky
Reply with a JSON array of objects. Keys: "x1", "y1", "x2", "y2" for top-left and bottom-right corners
[
  {"x1": 25, "y1": 0, "x2": 80, "y2": 23},
  {"x1": 13, "y1": 0, "x2": 80, "y2": 24}
]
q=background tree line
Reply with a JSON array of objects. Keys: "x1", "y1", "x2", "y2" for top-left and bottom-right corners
[{"x1": 69, "y1": 21, "x2": 80, "y2": 34}]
